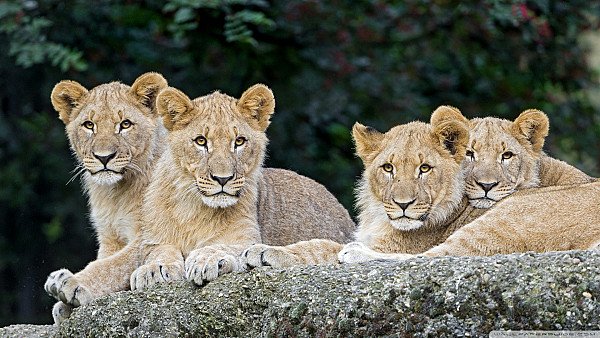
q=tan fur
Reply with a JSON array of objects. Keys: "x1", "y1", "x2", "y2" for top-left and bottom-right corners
[
  {"x1": 50, "y1": 72, "x2": 168, "y2": 255},
  {"x1": 241, "y1": 106, "x2": 487, "y2": 267},
  {"x1": 257, "y1": 168, "x2": 354, "y2": 245},
  {"x1": 242, "y1": 106, "x2": 599, "y2": 267},
  {"x1": 45, "y1": 73, "x2": 168, "y2": 323},
  {"x1": 45, "y1": 84, "x2": 354, "y2": 316},
  {"x1": 464, "y1": 109, "x2": 594, "y2": 208},
  {"x1": 340, "y1": 109, "x2": 600, "y2": 262},
  {"x1": 419, "y1": 181, "x2": 600, "y2": 257},
  {"x1": 134, "y1": 85, "x2": 354, "y2": 287}
]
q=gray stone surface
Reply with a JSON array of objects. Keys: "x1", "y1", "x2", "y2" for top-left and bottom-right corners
[
  {"x1": 2, "y1": 251, "x2": 600, "y2": 337},
  {"x1": 0, "y1": 324, "x2": 55, "y2": 337}
]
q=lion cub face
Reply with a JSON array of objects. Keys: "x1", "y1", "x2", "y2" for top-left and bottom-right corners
[
  {"x1": 51, "y1": 73, "x2": 168, "y2": 185},
  {"x1": 354, "y1": 106, "x2": 469, "y2": 230},
  {"x1": 464, "y1": 110, "x2": 549, "y2": 208},
  {"x1": 156, "y1": 84, "x2": 274, "y2": 208}
]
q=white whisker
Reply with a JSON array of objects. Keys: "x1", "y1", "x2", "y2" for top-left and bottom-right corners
[
  {"x1": 69, "y1": 164, "x2": 84, "y2": 174},
  {"x1": 126, "y1": 162, "x2": 144, "y2": 176},
  {"x1": 66, "y1": 167, "x2": 87, "y2": 185},
  {"x1": 181, "y1": 183, "x2": 200, "y2": 200}
]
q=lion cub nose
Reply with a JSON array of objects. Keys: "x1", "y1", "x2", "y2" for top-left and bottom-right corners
[
  {"x1": 93, "y1": 152, "x2": 117, "y2": 166},
  {"x1": 211, "y1": 174, "x2": 234, "y2": 187},
  {"x1": 476, "y1": 181, "x2": 499, "y2": 193},
  {"x1": 393, "y1": 198, "x2": 416, "y2": 211}
]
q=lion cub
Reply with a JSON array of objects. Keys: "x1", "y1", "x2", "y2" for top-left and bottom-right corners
[
  {"x1": 130, "y1": 84, "x2": 354, "y2": 288},
  {"x1": 45, "y1": 72, "x2": 168, "y2": 322},
  {"x1": 451, "y1": 108, "x2": 595, "y2": 209}
]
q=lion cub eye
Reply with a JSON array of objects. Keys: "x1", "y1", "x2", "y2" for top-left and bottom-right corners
[
  {"x1": 82, "y1": 121, "x2": 94, "y2": 130},
  {"x1": 234, "y1": 137, "x2": 247, "y2": 147},
  {"x1": 419, "y1": 164, "x2": 432, "y2": 174},
  {"x1": 501, "y1": 151, "x2": 514, "y2": 160},
  {"x1": 119, "y1": 119, "x2": 133, "y2": 130},
  {"x1": 194, "y1": 136, "x2": 207, "y2": 147},
  {"x1": 466, "y1": 150, "x2": 475, "y2": 159},
  {"x1": 382, "y1": 163, "x2": 394, "y2": 173}
]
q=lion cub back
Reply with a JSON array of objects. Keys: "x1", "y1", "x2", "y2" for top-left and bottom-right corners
[
  {"x1": 538, "y1": 155, "x2": 595, "y2": 187},
  {"x1": 258, "y1": 168, "x2": 355, "y2": 246}
]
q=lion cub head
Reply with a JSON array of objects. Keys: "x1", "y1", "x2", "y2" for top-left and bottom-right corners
[
  {"x1": 355, "y1": 106, "x2": 469, "y2": 231},
  {"x1": 156, "y1": 84, "x2": 274, "y2": 208},
  {"x1": 463, "y1": 109, "x2": 549, "y2": 208},
  {"x1": 51, "y1": 73, "x2": 168, "y2": 185}
]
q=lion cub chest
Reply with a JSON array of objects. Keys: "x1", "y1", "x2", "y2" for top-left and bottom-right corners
[
  {"x1": 143, "y1": 197, "x2": 256, "y2": 256},
  {"x1": 87, "y1": 181, "x2": 143, "y2": 244}
]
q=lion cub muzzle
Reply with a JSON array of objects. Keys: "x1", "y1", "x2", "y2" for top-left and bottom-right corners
[
  {"x1": 196, "y1": 174, "x2": 246, "y2": 208},
  {"x1": 83, "y1": 147, "x2": 131, "y2": 185},
  {"x1": 466, "y1": 176, "x2": 514, "y2": 209},
  {"x1": 466, "y1": 179, "x2": 500, "y2": 208},
  {"x1": 383, "y1": 197, "x2": 429, "y2": 231}
]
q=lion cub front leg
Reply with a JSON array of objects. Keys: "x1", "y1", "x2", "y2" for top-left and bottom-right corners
[
  {"x1": 96, "y1": 235, "x2": 127, "y2": 260},
  {"x1": 337, "y1": 242, "x2": 415, "y2": 264},
  {"x1": 45, "y1": 240, "x2": 143, "y2": 308},
  {"x1": 130, "y1": 244, "x2": 184, "y2": 290},
  {"x1": 47, "y1": 234, "x2": 128, "y2": 324},
  {"x1": 185, "y1": 244, "x2": 250, "y2": 286},
  {"x1": 44, "y1": 268, "x2": 95, "y2": 308},
  {"x1": 241, "y1": 239, "x2": 344, "y2": 268}
]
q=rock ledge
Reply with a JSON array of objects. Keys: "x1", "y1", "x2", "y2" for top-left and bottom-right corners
[{"x1": 2, "y1": 251, "x2": 599, "y2": 337}]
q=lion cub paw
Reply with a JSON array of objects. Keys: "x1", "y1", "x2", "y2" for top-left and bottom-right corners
[
  {"x1": 185, "y1": 248, "x2": 242, "y2": 286},
  {"x1": 44, "y1": 269, "x2": 93, "y2": 307},
  {"x1": 52, "y1": 302, "x2": 72, "y2": 325},
  {"x1": 130, "y1": 262, "x2": 184, "y2": 291},
  {"x1": 241, "y1": 244, "x2": 302, "y2": 269},
  {"x1": 337, "y1": 242, "x2": 379, "y2": 264},
  {"x1": 338, "y1": 242, "x2": 415, "y2": 263}
]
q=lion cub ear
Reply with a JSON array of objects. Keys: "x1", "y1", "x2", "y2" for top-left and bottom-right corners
[
  {"x1": 430, "y1": 105, "x2": 468, "y2": 126},
  {"x1": 512, "y1": 109, "x2": 549, "y2": 153},
  {"x1": 353, "y1": 122, "x2": 384, "y2": 166},
  {"x1": 51, "y1": 80, "x2": 89, "y2": 125},
  {"x1": 156, "y1": 87, "x2": 195, "y2": 131},
  {"x1": 237, "y1": 84, "x2": 275, "y2": 132},
  {"x1": 130, "y1": 72, "x2": 168, "y2": 114},
  {"x1": 431, "y1": 110, "x2": 469, "y2": 162}
]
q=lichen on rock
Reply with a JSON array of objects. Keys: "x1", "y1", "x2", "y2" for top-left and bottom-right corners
[{"x1": 2, "y1": 251, "x2": 599, "y2": 337}]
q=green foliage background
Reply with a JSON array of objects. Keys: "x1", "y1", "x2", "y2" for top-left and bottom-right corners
[{"x1": 0, "y1": 0, "x2": 598, "y2": 325}]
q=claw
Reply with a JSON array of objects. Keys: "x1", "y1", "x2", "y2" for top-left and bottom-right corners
[
  {"x1": 71, "y1": 286, "x2": 81, "y2": 307},
  {"x1": 58, "y1": 291, "x2": 66, "y2": 304},
  {"x1": 185, "y1": 264, "x2": 190, "y2": 277},
  {"x1": 260, "y1": 251, "x2": 271, "y2": 267}
]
